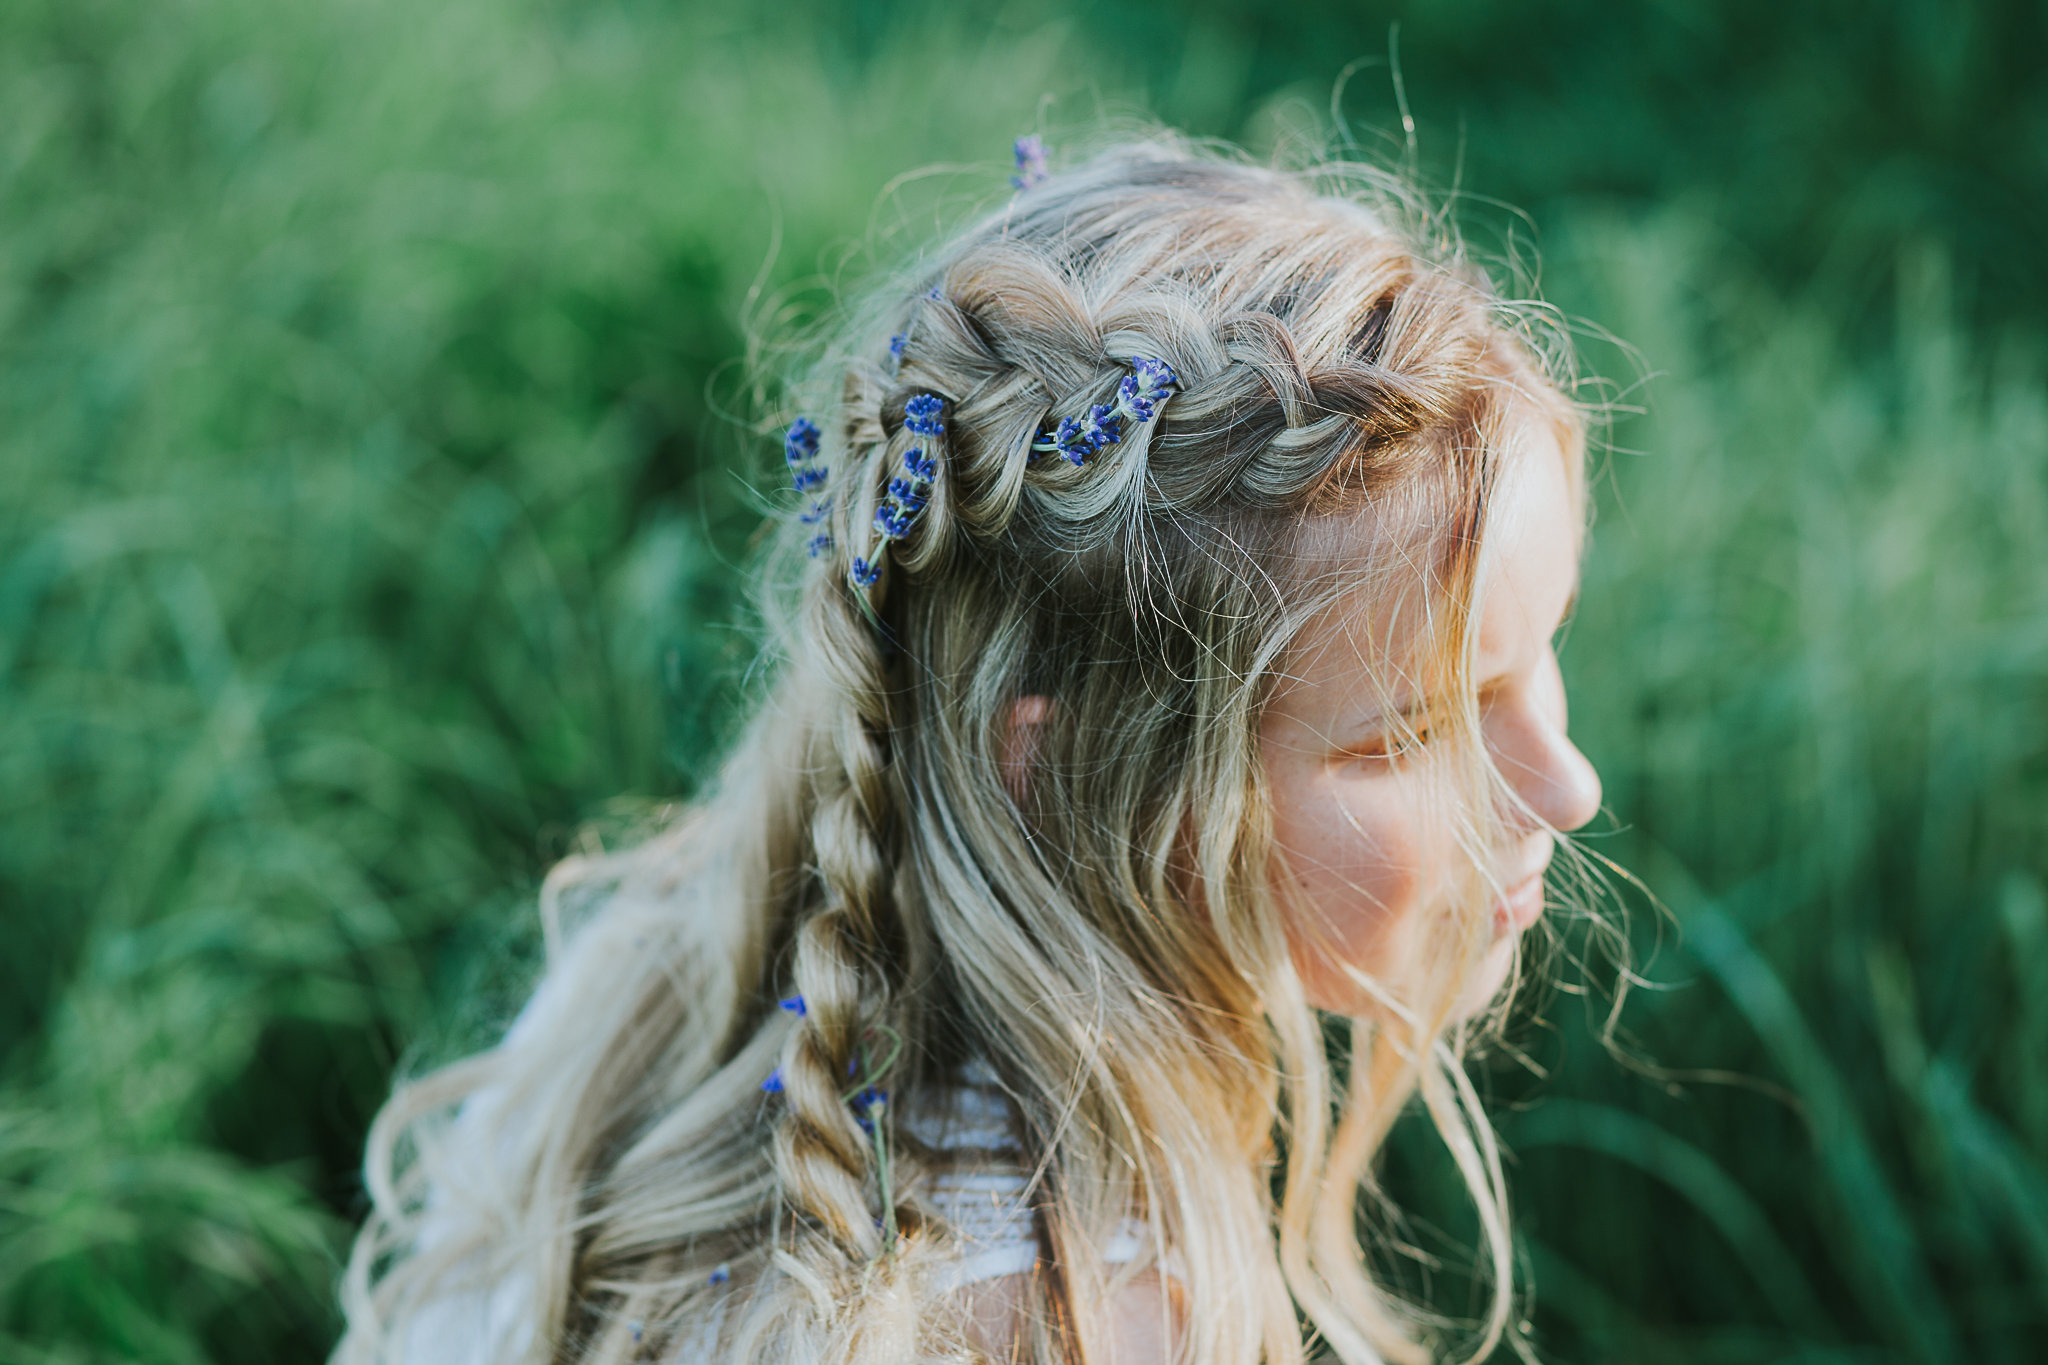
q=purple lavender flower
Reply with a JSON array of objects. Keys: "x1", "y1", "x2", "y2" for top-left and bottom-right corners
[
  {"x1": 903, "y1": 393, "x2": 945, "y2": 436},
  {"x1": 1011, "y1": 135, "x2": 1048, "y2": 191},
  {"x1": 889, "y1": 333, "x2": 906, "y2": 360},
  {"x1": 851, "y1": 1086, "x2": 890, "y2": 1134},
  {"x1": 1028, "y1": 356, "x2": 1179, "y2": 469},
  {"x1": 874, "y1": 502, "x2": 919, "y2": 539},
  {"x1": 848, "y1": 401, "x2": 946, "y2": 595},
  {"x1": 780, "y1": 995, "x2": 807, "y2": 1016},
  {"x1": 806, "y1": 533, "x2": 833, "y2": 558},
  {"x1": 1115, "y1": 357, "x2": 1180, "y2": 424},
  {"x1": 1115, "y1": 373, "x2": 1154, "y2": 422},
  {"x1": 1052, "y1": 415, "x2": 1095, "y2": 466},
  {"x1": 708, "y1": 1265, "x2": 730, "y2": 1287},
  {"x1": 1079, "y1": 403, "x2": 1123, "y2": 450},
  {"x1": 1130, "y1": 356, "x2": 1179, "y2": 399},
  {"x1": 783, "y1": 417, "x2": 821, "y2": 465},
  {"x1": 785, "y1": 416, "x2": 829, "y2": 495},
  {"x1": 761, "y1": 1069, "x2": 784, "y2": 1094},
  {"x1": 800, "y1": 500, "x2": 831, "y2": 524}
]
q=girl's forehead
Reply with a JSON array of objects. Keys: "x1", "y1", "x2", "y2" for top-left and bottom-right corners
[
  {"x1": 1273, "y1": 544, "x2": 1444, "y2": 710},
  {"x1": 1474, "y1": 422, "x2": 1585, "y2": 661},
  {"x1": 1271, "y1": 421, "x2": 1582, "y2": 710}
]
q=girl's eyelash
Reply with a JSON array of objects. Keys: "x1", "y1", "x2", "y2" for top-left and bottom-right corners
[{"x1": 1352, "y1": 723, "x2": 1433, "y2": 761}]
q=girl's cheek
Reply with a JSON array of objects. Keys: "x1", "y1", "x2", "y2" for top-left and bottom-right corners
[{"x1": 1273, "y1": 772, "x2": 1427, "y2": 1007}]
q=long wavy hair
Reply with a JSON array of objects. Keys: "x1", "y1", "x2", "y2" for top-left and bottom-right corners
[{"x1": 336, "y1": 134, "x2": 1590, "y2": 1365}]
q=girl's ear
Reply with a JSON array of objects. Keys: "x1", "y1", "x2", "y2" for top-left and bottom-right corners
[{"x1": 1000, "y1": 695, "x2": 1052, "y2": 803}]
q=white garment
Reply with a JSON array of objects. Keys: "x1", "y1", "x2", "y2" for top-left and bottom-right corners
[
  {"x1": 901, "y1": 1059, "x2": 1151, "y2": 1290},
  {"x1": 901, "y1": 1057, "x2": 1043, "y2": 1288},
  {"x1": 666, "y1": 1062, "x2": 1061, "y2": 1361}
]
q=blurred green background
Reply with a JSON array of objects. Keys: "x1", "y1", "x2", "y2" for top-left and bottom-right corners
[{"x1": 3, "y1": 0, "x2": 2044, "y2": 1360}]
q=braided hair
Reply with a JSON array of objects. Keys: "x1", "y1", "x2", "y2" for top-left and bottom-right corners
[{"x1": 340, "y1": 134, "x2": 1589, "y2": 1365}]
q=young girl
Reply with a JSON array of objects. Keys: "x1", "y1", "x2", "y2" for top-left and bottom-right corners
[{"x1": 338, "y1": 134, "x2": 1604, "y2": 1365}]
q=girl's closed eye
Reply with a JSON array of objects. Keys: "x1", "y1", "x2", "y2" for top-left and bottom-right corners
[{"x1": 1346, "y1": 719, "x2": 1433, "y2": 763}]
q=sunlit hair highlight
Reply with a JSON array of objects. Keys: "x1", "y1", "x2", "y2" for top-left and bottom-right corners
[{"x1": 337, "y1": 132, "x2": 1592, "y2": 1365}]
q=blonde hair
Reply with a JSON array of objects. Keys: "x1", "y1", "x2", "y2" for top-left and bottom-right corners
[{"x1": 337, "y1": 133, "x2": 1588, "y2": 1365}]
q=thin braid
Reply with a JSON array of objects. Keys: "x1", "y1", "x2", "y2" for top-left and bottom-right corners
[
  {"x1": 773, "y1": 910, "x2": 882, "y2": 1258},
  {"x1": 767, "y1": 583, "x2": 904, "y2": 1264}
]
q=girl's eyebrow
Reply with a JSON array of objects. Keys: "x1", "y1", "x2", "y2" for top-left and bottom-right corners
[{"x1": 1475, "y1": 578, "x2": 1583, "y2": 696}]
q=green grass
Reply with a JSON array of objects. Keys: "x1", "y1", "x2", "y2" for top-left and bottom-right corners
[{"x1": 0, "y1": 1, "x2": 2041, "y2": 1361}]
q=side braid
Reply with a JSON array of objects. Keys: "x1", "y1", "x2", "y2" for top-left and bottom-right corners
[
  {"x1": 766, "y1": 384, "x2": 956, "y2": 1271},
  {"x1": 772, "y1": 907, "x2": 883, "y2": 1259},
  {"x1": 778, "y1": 621, "x2": 904, "y2": 1234},
  {"x1": 1137, "y1": 288, "x2": 1485, "y2": 516}
]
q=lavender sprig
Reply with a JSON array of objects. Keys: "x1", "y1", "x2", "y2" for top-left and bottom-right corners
[
  {"x1": 851, "y1": 1085, "x2": 889, "y2": 1135},
  {"x1": 1030, "y1": 356, "x2": 1180, "y2": 466},
  {"x1": 785, "y1": 417, "x2": 833, "y2": 555},
  {"x1": 873, "y1": 442, "x2": 935, "y2": 538},
  {"x1": 783, "y1": 416, "x2": 821, "y2": 468},
  {"x1": 903, "y1": 393, "x2": 945, "y2": 436},
  {"x1": 847, "y1": 394, "x2": 945, "y2": 594},
  {"x1": 803, "y1": 498, "x2": 834, "y2": 559},
  {"x1": 758, "y1": 1023, "x2": 905, "y2": 1254},
  {"x1": 1010, "y1": 135, "x2": 1048, "y2": 191}
]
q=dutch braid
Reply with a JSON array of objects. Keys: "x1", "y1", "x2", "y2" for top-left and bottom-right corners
[{"x1": 862, "y1": 256, "x2": 1482, "y2": 583}]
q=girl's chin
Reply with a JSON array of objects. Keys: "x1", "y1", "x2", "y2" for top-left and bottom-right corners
[
  {"x1": 1295, "y1": 934, "x2": 1521, "y2": 1023},
  {"x1": 1455, "y1": 934, "x2": 1520, "y2": 1018}
]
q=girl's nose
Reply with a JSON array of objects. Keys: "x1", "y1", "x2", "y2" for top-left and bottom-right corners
[
  {"x1": 1521, "y1": 728, "x2": 1602, "y2": 833},
  {"x1": 1494, "y1": 650, "x2": 1602, "y2": 833}
]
